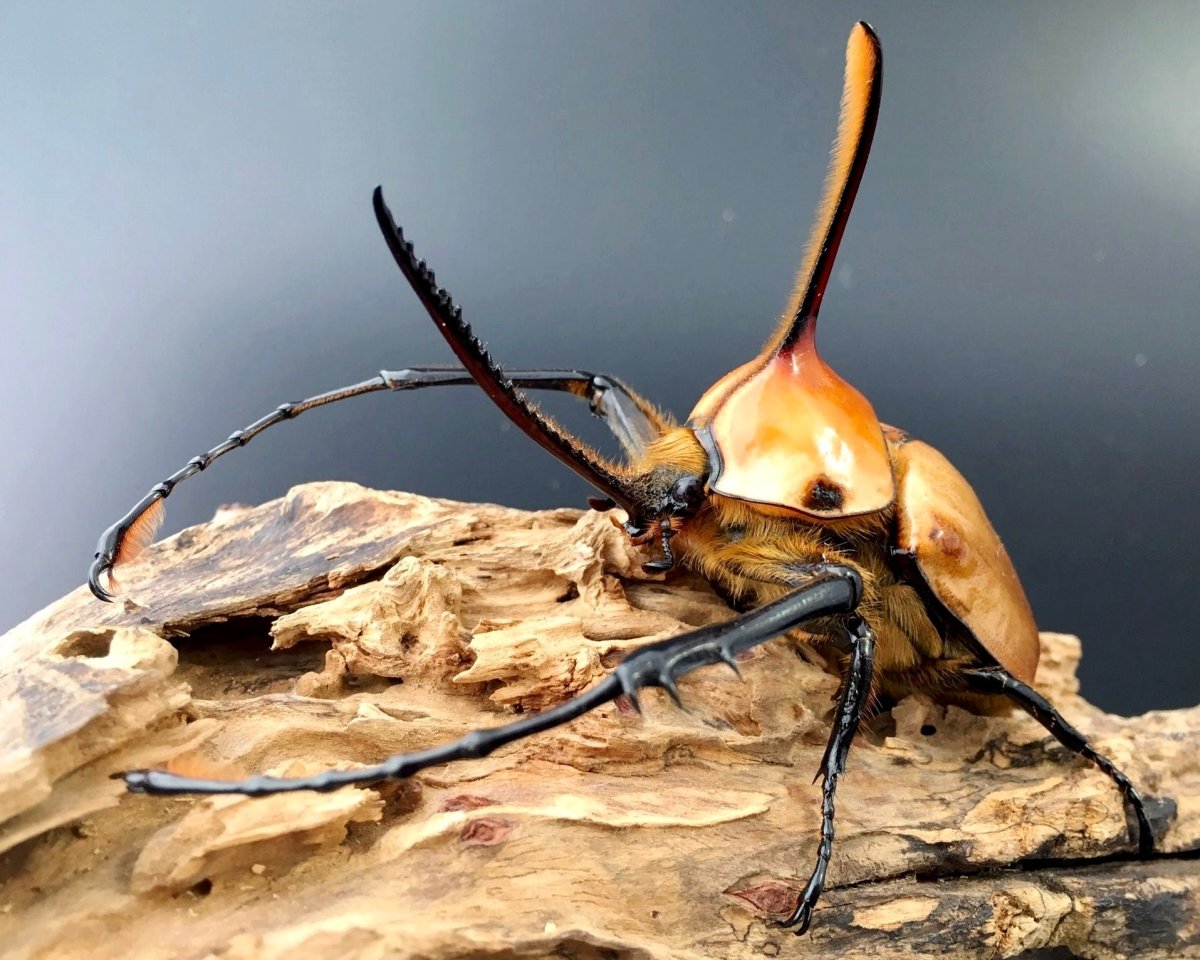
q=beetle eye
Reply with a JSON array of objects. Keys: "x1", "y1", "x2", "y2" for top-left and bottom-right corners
[{"x1": 670, "y1": 476, "x2": 706, "y2": 513}]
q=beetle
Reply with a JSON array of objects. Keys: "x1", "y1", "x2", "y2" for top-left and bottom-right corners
[{"x1": 88, "y1": 22, "x2": 1153, "y2": 934}]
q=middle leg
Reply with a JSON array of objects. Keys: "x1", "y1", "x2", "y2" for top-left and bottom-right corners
[{"x1": 781, "y1": 615, "x2": 877, "y2": 934}]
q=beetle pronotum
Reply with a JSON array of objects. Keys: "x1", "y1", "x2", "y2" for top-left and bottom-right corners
[{"x1": 88, "y1": 22, "x2": 1153, "y2": 933}]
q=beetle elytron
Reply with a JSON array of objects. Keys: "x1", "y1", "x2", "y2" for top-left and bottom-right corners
[{"x1": 89, "y1": 22, "x2": 1153, "y2": 934}]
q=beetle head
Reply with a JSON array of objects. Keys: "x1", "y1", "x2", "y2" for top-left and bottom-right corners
[
  {"x1": 621, "y1": 471, "x2": 706, "y2": 535},
  {"x1": 592, "y1": 457, "x2": 708, "y2": 574}
]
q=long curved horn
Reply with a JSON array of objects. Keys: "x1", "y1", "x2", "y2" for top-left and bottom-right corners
[
  {"x1": 373, "y1": 188, "x2": 642, "y2": 515},
  {"x1": 770, "y1": 21, "x2": 882, "y2": 353}
]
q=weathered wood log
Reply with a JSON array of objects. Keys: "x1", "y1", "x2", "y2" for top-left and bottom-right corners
[{"x1": 0, "y1": 482, "x2": 1196, "y2": 959}]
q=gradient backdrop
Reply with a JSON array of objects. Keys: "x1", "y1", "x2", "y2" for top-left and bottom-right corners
[{"x1": 3, "y1": 3, "x2": 1197, "y2": 715}]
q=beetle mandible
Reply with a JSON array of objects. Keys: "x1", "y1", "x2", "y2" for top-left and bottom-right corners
[{"x1": 88, "y1": 22, "x2": 1154, "y2": 934}]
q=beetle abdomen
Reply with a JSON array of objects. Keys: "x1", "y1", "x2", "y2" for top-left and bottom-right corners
[{"x1": 890, "y1": 434, "x2": 1040, "y2": 685}]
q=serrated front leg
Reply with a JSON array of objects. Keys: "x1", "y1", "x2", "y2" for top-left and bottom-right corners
[{"x1": 124, "y1": 565, "x2": 861, "y2": 798}]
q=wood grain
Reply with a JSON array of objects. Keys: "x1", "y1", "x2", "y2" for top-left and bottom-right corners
[{"x1": 0, "y1": 482, "x2": 1195, "y2": 959}]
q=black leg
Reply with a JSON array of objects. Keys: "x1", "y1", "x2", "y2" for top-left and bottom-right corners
[
  {"x1": 88, "y1": 365, "x2": 662, "y2": 601},
  {"x1": 963, "y1": 665, "x2": 1154, "y2": 856},
  {"x1": 781, "y1": 616, "x2": 876, "y2": 935},
  {"x1": 123, "y1": 564, "x2": 862, "y2": 796}
]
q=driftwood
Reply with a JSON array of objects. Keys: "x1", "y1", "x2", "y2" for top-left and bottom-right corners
[{"x1": 0, "y1": 481, "x2": 1196, "y2": 960}]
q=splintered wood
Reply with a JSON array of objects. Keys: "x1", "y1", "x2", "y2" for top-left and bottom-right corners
[{"x1": 0, "y1": 482, "x2": 1197, "y2": 959}]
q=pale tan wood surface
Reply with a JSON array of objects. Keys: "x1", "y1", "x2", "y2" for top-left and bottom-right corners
[{"x1": 1, "y1": 482, "x2": 1196, "y2": 959}]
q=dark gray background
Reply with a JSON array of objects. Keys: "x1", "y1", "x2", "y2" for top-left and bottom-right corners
[{"x1": 3, "y1": 3, "x2": 1197, "y2": 714}]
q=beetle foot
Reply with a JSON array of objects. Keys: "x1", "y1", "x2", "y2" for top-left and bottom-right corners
[
  {"x1": 87, "y1": 555, "x2": 115, "y2": 601},
  {"x1": 778, "y1": 893, "x2": 817, "y2": 935}
]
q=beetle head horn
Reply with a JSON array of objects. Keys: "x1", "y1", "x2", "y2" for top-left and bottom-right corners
[{"x1": 372, "y1": 188, "x2": 644, "y2": 518}]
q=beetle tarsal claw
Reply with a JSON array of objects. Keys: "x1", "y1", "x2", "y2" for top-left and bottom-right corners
[
  {"x1": 87, "y1": 557, "x2": 115, "y2": 602},
  {"x1": 781, "y1": 900, "x2": 816, "y2": 936},
  {"x1": 123, "y1": 770, "x2": 151, "y2": 793}
]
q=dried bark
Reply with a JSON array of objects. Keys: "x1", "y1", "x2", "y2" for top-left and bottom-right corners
[{"x1": 0, "y1": 481, "x2": 1196, "y2": 960}]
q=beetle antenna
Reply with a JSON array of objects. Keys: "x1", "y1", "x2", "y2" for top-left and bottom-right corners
[
  {"x1": 373, "y1": 188, "x2": 643, "y2": 517},
  {"x1": 770, "y1": 21, "x2": 881, "y2": 354}
]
